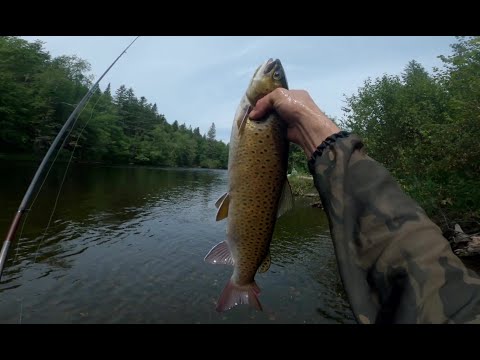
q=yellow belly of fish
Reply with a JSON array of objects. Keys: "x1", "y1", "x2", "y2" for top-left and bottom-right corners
[{"x1": 227, "y1": 117, "x2": 288, "y2": 285}]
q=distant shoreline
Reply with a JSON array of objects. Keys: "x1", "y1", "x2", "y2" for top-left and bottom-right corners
[{"x1": 0, "y1": 153, "x2": 228, "y2": 171}]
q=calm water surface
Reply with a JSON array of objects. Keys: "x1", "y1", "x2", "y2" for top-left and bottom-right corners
[{"x1": 0, "y1": 160, "x2": 354, "y2": 323}]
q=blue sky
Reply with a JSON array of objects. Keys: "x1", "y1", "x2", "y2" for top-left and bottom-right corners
[{"x1": 22, "y1": 36, "x2": 456, "y2": 143}]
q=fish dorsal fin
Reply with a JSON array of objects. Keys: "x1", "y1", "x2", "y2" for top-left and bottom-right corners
[
  {"x1": 237, "y1": 104, "x2": 251, "y2": 135},
  {"x1": 258, "y1": 251, "x2": 271, "y2": 273},
  {"x1": 215, "y1": 192, "x2": 230, "y2": 221},
  {"x1": 277, "y1": 178, "x2": 294, "y2": 218},
  {"x1": 204, "y1": 241, "x2": 234, "y2": 266}
]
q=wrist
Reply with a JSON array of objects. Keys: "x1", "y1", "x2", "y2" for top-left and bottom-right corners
[
  {"x1": 307, "y1": 130, "x2": 351, "y2": 175},
  {"x1": 298, "y1": 113, "x2": 340, "y2": 157}
]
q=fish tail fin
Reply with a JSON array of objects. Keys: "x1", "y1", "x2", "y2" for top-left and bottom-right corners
[{"x1": 216, "y1": 280, "x2": 262, "y2": 312}]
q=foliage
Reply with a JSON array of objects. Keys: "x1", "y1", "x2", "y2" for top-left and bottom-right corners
[
  {"x1": 0, "y1": 36, "x2": 228, "y2": 169},
  {"x1": 341, "y1": 36, "x2": 480, "y2": 229}
]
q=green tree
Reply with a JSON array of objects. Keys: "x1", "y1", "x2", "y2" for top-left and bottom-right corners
[
  {"x1": 0, "y1": 36, "x2": 50, "y2": 151},
  {"x1": 104, "y1": 83, "x2": 112, "y2": 99},
  {"x1": 207, "y1": 122, "x2": 216, "y2": 141},
  {"x1": 341, "y1": 37, "x2": 480, "y2": 227}
]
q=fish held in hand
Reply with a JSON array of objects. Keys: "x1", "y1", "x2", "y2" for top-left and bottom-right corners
[{"x1": 205, "y1": 58, "x2": 294, "y2": 312}]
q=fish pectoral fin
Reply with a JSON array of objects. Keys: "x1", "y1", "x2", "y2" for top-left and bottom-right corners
[
  {"x1": 237, "y1": 104, "x2": 251, "y2": 134},
  {"x1": 215, "y1": 192, "x2": 230, "y2": 221},
  {"x1": 215, "y1": 192, "x2": 228, "y2": 209},
  {"x1": 277, "y1": 178, "x2": 294, "y2": 218},
  {"x1": 204, "y1": 241, "x2": 234, "y2": 266},
  {"x1": 258, "y1": 251, "x2": 271, "y2": 273}
]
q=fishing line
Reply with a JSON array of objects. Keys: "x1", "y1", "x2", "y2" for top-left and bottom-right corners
[
  {"x1": 18, "y1": 298, "x2": 23, "y2": 324},
  {"x1": 28, "y1": 87, "x2": 100, "y2": 219},
  {"x1": 1, "y1": 36, "x2": 140, "y2": 325},
  {"x1": 13, "y1": 213, "x2": 29, "y2": 266},
  {"x1": 10, "y1": 90, "x2": 97, "y2": 269},
  {"x1": 0, "y1": 36, "x2": 140, "y2": 280},
  {"x1": 33, "y1": 90, "x2": 103, "y2": 264},
  {"x1": 13, "y1": 86, "x2": 104, "y2": 325},
  {"x1": 13, "y1": 88, "x2": 101, "y2": 325}
]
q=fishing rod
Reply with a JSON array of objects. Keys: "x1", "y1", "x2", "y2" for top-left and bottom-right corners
[{"x1": 0, "y1": 36, "x2": 140, "y2": 281}]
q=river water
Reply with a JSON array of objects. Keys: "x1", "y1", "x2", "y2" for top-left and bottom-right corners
[{"x1": 0, "y1": 160, "x2": 355, "y2": 323}]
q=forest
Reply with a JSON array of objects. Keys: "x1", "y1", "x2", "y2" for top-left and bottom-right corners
[
  {"x1": 0, "y1": 36, "x2": 228, "y2": 169},
  {"x1": 340, "y1": 36, "x2": 479, "y2": 230}
]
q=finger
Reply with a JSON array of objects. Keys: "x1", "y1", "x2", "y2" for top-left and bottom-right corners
[
  {"x1": 249, "y1": 93, "x2": 275, "y2": 119},
  {"x1": 249, "y1": 88, "x2": 286, "y2": 119}
]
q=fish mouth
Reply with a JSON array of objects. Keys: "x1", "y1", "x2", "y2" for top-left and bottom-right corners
[{"x1": 264, "y1": 58, "x2": 281, "y2": 74}]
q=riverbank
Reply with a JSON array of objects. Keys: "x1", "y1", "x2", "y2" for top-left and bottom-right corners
[
  {"x1": 288, "y1": 174, "x2": 318, "y2": 198},
  {"x1": 287, "y1": 174, "x2": 480, "y2": 264},
  {"x1": 288, "y1": 174, "x2": 323, "y2": 210},
  {"x1": 0, "y1": 153, "x2": 227, "y2": 170}
]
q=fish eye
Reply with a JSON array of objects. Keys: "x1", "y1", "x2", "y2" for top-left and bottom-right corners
[{"x1": 273, "y1": 70, "x2": 282, "y2": 80}]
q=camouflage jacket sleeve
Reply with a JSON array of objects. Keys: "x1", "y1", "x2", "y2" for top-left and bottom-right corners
[{"x1": 307, "y1": 131, "x2": 480, "y2": 324}]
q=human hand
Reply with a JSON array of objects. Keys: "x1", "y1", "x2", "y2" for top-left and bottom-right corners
[{"x1": 249, "y1": 88, "x2": 340, "y2": 157}]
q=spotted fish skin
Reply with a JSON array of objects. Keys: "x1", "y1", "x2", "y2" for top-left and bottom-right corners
[
  {"x1": 227, "y1": 112, "x2": 289, "y2": 284},
  {"x1": 205, "y1": 58, "x2": 293, "y2": 312}
]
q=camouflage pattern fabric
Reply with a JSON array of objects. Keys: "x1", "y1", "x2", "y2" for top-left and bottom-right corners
[{"x1": 308, "y1": 132, "x2": 480, "y2": 324}]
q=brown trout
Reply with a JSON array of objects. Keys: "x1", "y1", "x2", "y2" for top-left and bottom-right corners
[{"x1": 205, "y1": 58, "x2": 293, "y2": 312}]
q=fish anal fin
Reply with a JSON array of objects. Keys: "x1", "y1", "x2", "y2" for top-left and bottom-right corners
[{"x1": 204, "y1": 241, "x2": 234, "y2": 266}]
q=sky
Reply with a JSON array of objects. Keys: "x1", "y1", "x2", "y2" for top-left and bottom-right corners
[{"x1": 22, "y1": 36, "x2": 457, "y2": 143}]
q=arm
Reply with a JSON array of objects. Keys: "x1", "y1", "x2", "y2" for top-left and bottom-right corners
[
  {"x1": 308, "y1": 131, "x2": 480, "y2": 324},
  {"x1": 250, "y1": 88, "x2": 480, "y2": 324}
]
